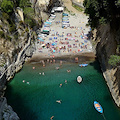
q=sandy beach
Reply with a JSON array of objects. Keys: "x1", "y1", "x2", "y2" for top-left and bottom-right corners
[{"x1": 30, "y1": 3, "x2": 95, "y2": 63}]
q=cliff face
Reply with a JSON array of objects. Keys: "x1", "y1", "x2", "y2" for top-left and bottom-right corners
[
  {"x1": 93, "y1": 24, "x2": 120, "y2": 106},
  {"x1": 30, "y1": 0, "x2": 63, "y2": 21},
  {"x1": 0, "y1": 0, "x2": 63, "y2": 119}
]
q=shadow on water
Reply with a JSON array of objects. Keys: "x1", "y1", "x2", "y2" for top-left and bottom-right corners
[
  {"x1": 89, "y1": 59, "x2": 103, "y2": 73},
  {"x1": 5, "y1": 85, "x2": 38, "y2": 120}
]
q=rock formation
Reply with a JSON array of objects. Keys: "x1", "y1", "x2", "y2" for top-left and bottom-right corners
[
  {"x1": 0, "y1": 0, "x2": 63, "y2": 119},
  {"x1": 92, "y1": 24, "x2": 120, "y2": 106}
]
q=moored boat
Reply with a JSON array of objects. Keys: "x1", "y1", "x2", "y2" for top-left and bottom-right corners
[
  {"x1": 79, "y1": 64, "x2": 88, "y2": 67},
  {"x1": 94, "y1": 101, "x2": 103, "y2": 114},
  {"x1": 77, "y1": 76, "x2": 82, "y2": 83}
]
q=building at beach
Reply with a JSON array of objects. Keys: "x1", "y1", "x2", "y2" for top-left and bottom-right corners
[{"x1": 51, "y1": 7, "x2": 64, "y2": 13}]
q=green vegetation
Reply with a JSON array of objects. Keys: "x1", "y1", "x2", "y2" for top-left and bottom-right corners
[
  {"x1": 23, "y1": 7, "x2": 36, "y2": 28},
  {"x1": 9, "y1": 24, "x2": 16, "y2": 33},
  {"x1": 24, "y1": 7, "x2": 34, "y2": 17},
  {"x1": 2, "y1": 12, "x2": 10, "y2": 20},
  {"x1": 19, "y1": 0, "x2": 31, "y2": 9},
  {"x1": 72, "y1": 4, "x2": 84, "y2": 12},
  {"x1": 83, "y1": 0, "x2": 120, "y2": 29},
  {"x1": 6, "y1": 35, "x2": 12, "y2": 41},
  {"x1": 25, "y1": 28, "x2": 29, "y2": 32},
  {"x1": 108, "y1": 55, "x2": 120, "y2": 66},
  {"x1": 14, "y1": 34, "x2": 18, "y2": 39},
  {"x1": 0, "y1": 31, "x2": 5, "y2": 38},
  {"x1": 1, "y1": 0, "x2": 37, "y2": 29},
  {"x1": 1, "y1": 0, "x2": 14, "y2": 15}
]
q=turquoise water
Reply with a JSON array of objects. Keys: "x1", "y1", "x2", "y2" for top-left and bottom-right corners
[{"x1": 5, "y1": 61, "x2": 120, "y2": 120}]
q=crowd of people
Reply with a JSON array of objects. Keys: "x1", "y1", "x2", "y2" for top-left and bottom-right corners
[{"x1": 35, "y1": 12, "x2": 92, "y2": 59}]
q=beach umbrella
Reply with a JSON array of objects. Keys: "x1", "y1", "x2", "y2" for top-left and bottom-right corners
[
  {"x1": 52, "y1": 42, "x2": 57, "y2": 46},
  {"x1": 62, "y1": 17, "x2": 68, "y2": 20},
  {"x1": 63, "y1": 13, "x2": 68, "y2": 16},
  {"x1": 53, "y1": 50, "x2": 55, "y2": 53},
  {"x1": 38, "y1": 37, "x2": 44, "y2": 42},
  {"x1": 49, "y1": 38, "x2": 52, "y2": 40},
  {"x1": 45, "y1": 22, "x2": 51, "y2": 25},
  {"x1": 84, "y1": 40, "x2": 88, "y2": 43}
]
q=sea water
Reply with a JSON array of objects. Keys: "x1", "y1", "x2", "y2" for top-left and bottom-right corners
[{"x1": 5, "y1": 61, "x2": 120, "y2": 120}]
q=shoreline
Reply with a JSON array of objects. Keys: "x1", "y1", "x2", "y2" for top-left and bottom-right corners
[{"x1": 28, "y1": 52, "x2": 96, "y2": 63}]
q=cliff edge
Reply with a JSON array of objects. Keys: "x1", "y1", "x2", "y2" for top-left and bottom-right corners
[{"x1": 92, "y1": 24, "x2": 120, "y2": 106}]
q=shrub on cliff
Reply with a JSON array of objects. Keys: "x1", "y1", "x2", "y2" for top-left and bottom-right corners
[
  {"x1": 9, "y1": 24, "x2": 16, "y2": 33},
  {"x1": 108, "y1": 55, "x2": 120, "y2": 66},
  {"x1": 23, "y1": 7, "x2": 36, "y2": 28},
  {"x1": 0, "y1": 31, "x2": 5, "y2": 38},
  {"x1": 19, "y1": 0, "x2": 31, "y2": 9}
]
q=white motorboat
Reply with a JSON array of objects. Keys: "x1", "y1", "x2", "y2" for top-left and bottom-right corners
[{"x1": 77, "y1": 76, "x2": 82, "y2": 83}]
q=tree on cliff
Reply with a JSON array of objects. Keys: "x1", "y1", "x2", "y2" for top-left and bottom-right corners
[
  {"x1": 1, "y1": 0, "x2": 14, "y2": 15},
  {"x1": 19, "y1": 0, "x2": 31, "y2": 9},
  {"x1": 83, "y1": 0, "x2": 120, "y2": 29}
]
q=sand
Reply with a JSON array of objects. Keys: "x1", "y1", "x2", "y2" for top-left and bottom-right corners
[{"x1": 30, "y1": 2, "x2": 95, "y2": 63}]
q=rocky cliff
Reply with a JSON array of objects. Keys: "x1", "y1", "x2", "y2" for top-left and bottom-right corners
[
  {"x1": 0, "y1": 0, "x2": 62, "y2": 119},
  {"x1": 30, "y1": 0, "x2": 63, "y2": 21},
  {"x1": 92, "y1": 24, "x2": 120, "y2": 106}
]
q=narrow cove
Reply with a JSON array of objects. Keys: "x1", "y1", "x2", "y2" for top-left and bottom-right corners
[{"x1": 5, "y1": 60, "x2": 120, "y2": 120}]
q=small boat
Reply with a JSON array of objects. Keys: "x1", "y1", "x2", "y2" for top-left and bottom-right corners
[
  {"x1": 77, "y1": 76, "x2": 82, "y2": 83},
  {"x1": 79, "y1": 64, "x2": 88, "y2": 67},
  {"x1": 94, "y1": 101, "x2": 103, "y2": 114}
]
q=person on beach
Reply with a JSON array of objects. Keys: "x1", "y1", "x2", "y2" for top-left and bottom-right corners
[
  {"x1": 75, "y1": 57, "x2": 78, "y2": 63},
  {"x1": 43, "y1": 64, "x2": 45, "y2": 67},
  {"x1": 50, "y1": 60, "x2": 52, "y2": 63},
  {"x1": 60, "y1": 60, "x2": 62, "y2": 66},
  {"x1": 53, "y1": 59, "x2": 55, "y2": 63},
  {"x1": 47, "y1": 59, "x2": 49, "y2": 63}
]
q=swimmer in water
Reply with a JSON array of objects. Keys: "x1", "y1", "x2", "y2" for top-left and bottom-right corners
[
  {"x1": 56, "y1": 100, "x2": 62, "y2": 104},
  {"x1": 50, "y1": 116, "x2": 54, "y2": 120},
  {"x1": 67, "y1": 70, "x2": 71, "y2": 72},
  {"x1": 59, "y1": 84, "x2": 62, "y2": 87},
  {"x1": 56, "y1": 67, "x2": 59, "y2": 70},
  {"x1": 27, "y1": 82, "x2": 30, "y2": 85},
  {"x1": 33, "y1": 67, "x2": 35, "y2": 69},
  {"x1": 65, "y1": 80, "x2": 67, "y2": 84}
]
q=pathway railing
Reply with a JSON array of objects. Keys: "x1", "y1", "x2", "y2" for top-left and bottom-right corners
[{"x1": 0, "y1": 28, "x2": 32, "y2": 80}]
